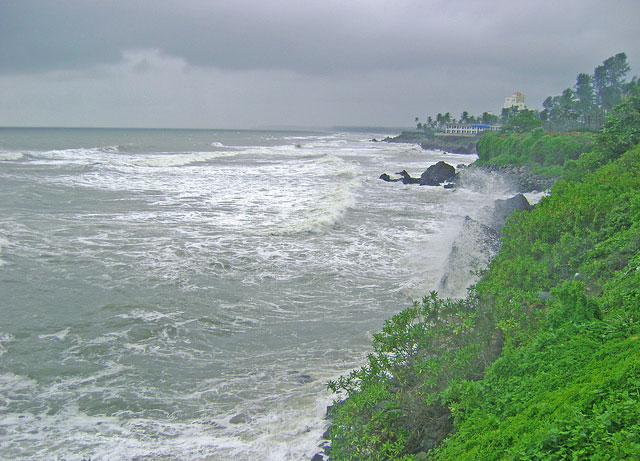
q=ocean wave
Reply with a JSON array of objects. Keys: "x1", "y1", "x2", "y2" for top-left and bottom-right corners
[
  {"x1": 38, "y1": 327, "x2": 72, "y2": 341},
  {"x1": 270, "y1": 178, "x2": 360, "y2": 235},
  {"x1": 314, "y1": 154, "x2": 359, "y2": 177},
  {"x1": 12, "y1": 146, "x2": 121, "y2": 167},
  {"x1": 0, "y1": 151, "x2": 25, "y2": 161},
  {"x1": 0, "y1": 235, "x2": 10, "y2": 266},
  {"x1": 0, "y1": 332, "x2": 15, "y2": 357},
  {"x1": 131, "y1": 150, "x2": 238, "y2": 167}
]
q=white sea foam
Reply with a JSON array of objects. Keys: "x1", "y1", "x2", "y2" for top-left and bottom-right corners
[
  {"x1": 0, "y1": 235, "x2": 10, "y2": 266},
  {"x1": 0, "y1": 333, "x2": 15, "y2": 357},
  {"x1": 0, "y1": 151, "x2": 25, "y2": 161},
  {"x1": 524, "y1": 190, "x2": 549, "y2": 205},
  {"x1": 131, "y1": 150, "x2": 237, "y2": 167},
  {"x1": 278, "y1": 179, "x2": 359, "y2": 234},
  {"x1": 38, "y1": 327, "x2": 71, "y2": 341}
]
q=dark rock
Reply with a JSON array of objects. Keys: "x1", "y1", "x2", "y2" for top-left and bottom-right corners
[
  {"x1": 443, "y1": 183, "x2": 455, "y2": 189},
  {"x1": 471, "y1": 164, "x2": 555, "y2": 192},
  {"x1": 489, "y1": 193, "x2": 532, "y2": 232},
  {"x1": 438, "y1": 216, "x2": 502, "y2": 296},
  {"x1": 419, "y1": 161, "x2": 456, "y2": 186},
  {"x1": 379, "y1": 173, "x2": 400, "y2": 182},
  {"x1": 311, "y1": 454, "x2": 324, "y2": 461},
  {"x1": 397, "y1": 170, "x2": 420, "y2": 184},
  {"x1": 383, "y1": 131, "x2": 429, "y2": 143},
  {"x1": 420, "y1": 137, "x2": 479, "y2": 155},
  {"x1": 322, "y1": 428, "x2": 331, "y2": 439}
]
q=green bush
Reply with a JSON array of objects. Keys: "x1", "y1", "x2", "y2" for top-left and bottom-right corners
[
  {"x1": 476, "y1": 130, "x2": 594, "y2": 176},
  {"x1": 328, "y1": 96, "x2": 640, "y2": 460}
]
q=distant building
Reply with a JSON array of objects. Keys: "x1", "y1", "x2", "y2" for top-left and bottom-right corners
[
  {"x1": 504, "y1": 91, "x2": 527, "y2": 111},
  {"x1": 442, "y1": 123, "x2": 501, "y2": 136}
]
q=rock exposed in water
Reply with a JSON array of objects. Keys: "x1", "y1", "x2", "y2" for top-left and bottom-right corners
[
  {"x1": 470, "y1": 164, "x2": 555, "y2": 192},
  {"x1": 379, "y1": 162, "x2": 456, "y2": 187},
  {"x1": 379, "y1": 173, "x2": 401, "y2": 182},
  {"x1": 398, "y1": 170, "x2": 420, "y2": 184},
  {"x1": 419, "y1": 161, "x2": 456, "y2": 186}
]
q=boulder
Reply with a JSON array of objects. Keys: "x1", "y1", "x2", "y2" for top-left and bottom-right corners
[
  {"x1": 438, "y1": 216, "x2": 502, "y2": 297},
  {"x1": 419, "y1": 161, "x2": 456, "y2": 186},
  {"x1": 379, "y1": 173, "x2": 401, "y2": 182},
  {"x1": 398, "y1": 170, "x2": 420, "y2": 184},
  {"x1": 489, "y1": 193, "x2": 532, "y2": 231}
]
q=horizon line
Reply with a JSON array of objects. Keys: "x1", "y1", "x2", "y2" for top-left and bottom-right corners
[{"x1": 0, "y1": 124, "x2": 409, "y2": 132}]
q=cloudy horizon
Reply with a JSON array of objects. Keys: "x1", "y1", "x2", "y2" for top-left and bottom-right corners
[{"x1": 1, "y1": 0, "x2": 639, "y2": 130}]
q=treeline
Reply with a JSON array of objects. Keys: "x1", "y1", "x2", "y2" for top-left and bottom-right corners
[
  {"x1": 413, "y1": 52, "x2": 638, "y2": 135},
  {"x1": 542, "y1": 52, "x2": 638, "y2": 131},
  {"x1": 415, "y1": 111, "x2": 500, "y2": 131},
  {"x1": 326, "y1": 94, "x2": 640, "y2": 458}
]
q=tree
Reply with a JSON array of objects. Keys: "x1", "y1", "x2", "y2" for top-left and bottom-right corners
[
  {"x1": 574, "y1": 73, "x2": 597, "y2": 129},
  {"x1": 460, "y1": 111, "x2": 470, "y2": 124},
  {"x1": 594, "y1": 52, "x2": 630, "y2": 113},
  {"x1": 501, "y1": 110, "x2": 542, "y2": 133},
  {"x1": 625, "y1": 76, "x2": 640, "y2": 98},
  {"x1": 481, "y1": 112, "x2": 499, "y2": 125},
  {"x1": 540, "y1": 96, "x2": 554, "y2": 122},
  {"x1": 559, "y1": 88, "x2": 578, "y2": 123},
  {"x1": 501, "y1": 106, "x2": 519, "y2": 123}
]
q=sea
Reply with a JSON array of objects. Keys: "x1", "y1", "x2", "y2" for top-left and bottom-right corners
[{"x1": 0, "y1": 127, "x2": 516, "y2": 460}]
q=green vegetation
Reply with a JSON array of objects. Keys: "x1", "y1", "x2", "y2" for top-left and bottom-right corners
[
  {"x1": 476, "y1": 128, "x2": 594, "y2": 177},
  {"x1": 327, "y1": 87, "x2": 640, "y2": 458}
]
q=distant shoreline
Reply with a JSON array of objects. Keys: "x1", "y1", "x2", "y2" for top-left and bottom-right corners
[{"x1": 381, "y1": 130, "x2": 480, "y2": 155}]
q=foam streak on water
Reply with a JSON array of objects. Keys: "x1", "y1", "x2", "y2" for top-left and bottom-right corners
[{"x1": 0, "y1": 128, "x2": 514, "y2": 459}]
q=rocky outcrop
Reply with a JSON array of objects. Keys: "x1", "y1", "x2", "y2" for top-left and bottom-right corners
[
  {"x1": 420, "y1": 137, "x2": 479, "y2": 155},
  {"x1": 379, "y1": 162, "x2": 457, "y2": 187},
  {"x1": 438, "y1": 194, "x2": 534, "y2": 297},
  {"x1": 379, "y1": 173, "x2": 401, "y2": 182},
  {"x1": 489, "y1": 193, "x2": 533, "y2": 232},
  {"x1": 420, "y1": 161, "x2": 456, "y2": 186},
  {"x1": 471, "y1": 164, "x2": 555, "y2": 192},
  {"x1": 382, "y1": 131, "x2": 480, "y2": 155},
  {"x1": 382, "y1": 131, "x2": 429, "y2": 143}
]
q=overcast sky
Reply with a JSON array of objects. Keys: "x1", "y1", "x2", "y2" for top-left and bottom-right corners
[{"x1": 1, "y1": 0, "x2": 639, "y2": 129}]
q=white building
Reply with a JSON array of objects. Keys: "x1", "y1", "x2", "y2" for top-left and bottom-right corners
[
  {"x1": 443, "y1": 123, "x2": 501, "y2": 135},
  {"x1": 504, "y1": 91, "x2": 527, "y2": 111}
]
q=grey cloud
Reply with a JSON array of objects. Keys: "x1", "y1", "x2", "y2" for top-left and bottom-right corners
[
  {"x1": 3, "y1": 0, "x2": 638, "y2": 75},
  {"x1": 1, "y1": 0, "x2": 639, "y2": 128}
]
